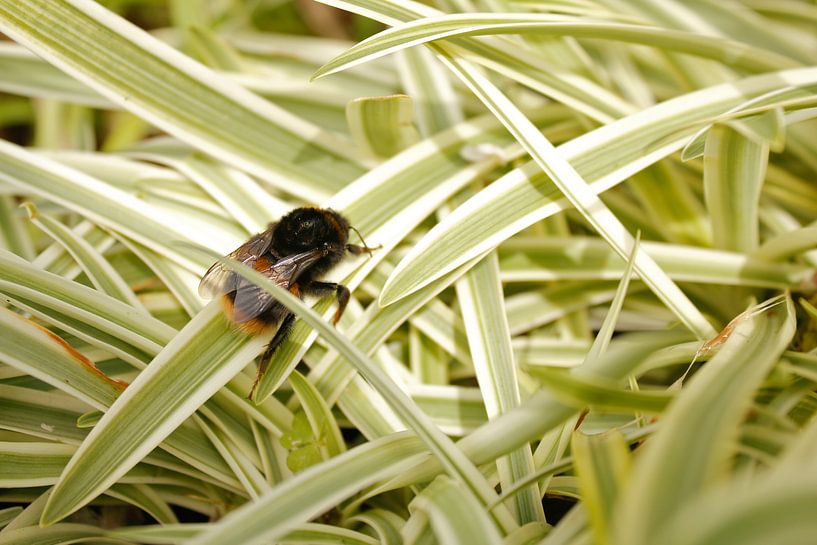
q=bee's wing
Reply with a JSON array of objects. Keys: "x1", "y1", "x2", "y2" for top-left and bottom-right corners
[
  {"x1": 231, "y1": 249, "x2": 326, "y2": 324},
  {"x1": 198, "y1": 229, "x2": 274, "y2": 299}
]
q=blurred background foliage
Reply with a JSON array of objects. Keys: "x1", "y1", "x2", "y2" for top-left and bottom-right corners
[{"x1": 0, "y1": 1, "x2": 816, "y2": 545}]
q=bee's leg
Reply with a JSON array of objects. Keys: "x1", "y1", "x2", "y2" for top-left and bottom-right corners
[
  {"x1": 303, "y1": 281, "x2": 350, "y2": 325},
  {"x1": 248, "y1": 313, "x2": 295, "y2": 400},
  {"x1": 346, "y1": 243, "x2": 381, "y2": 256}
]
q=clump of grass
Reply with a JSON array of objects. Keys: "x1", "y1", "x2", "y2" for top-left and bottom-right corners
[{"x1": 0, "y1": 1, "x2": 816, "y2": 544}]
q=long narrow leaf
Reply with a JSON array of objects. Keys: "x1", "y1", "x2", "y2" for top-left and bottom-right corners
[
  {"x1": 455, "y1": 252, "x2": 543, "y2": 523},
  {"x1": 313, "y1": 13, "x2": 798, "y2": 80},
  {"x1": 22, "y1": 203, "x2": 146, "y2": 311}
]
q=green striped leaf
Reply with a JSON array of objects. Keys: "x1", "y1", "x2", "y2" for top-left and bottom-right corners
[{"x1": 313, "y1": 13, "x2": 798, "y2": 80}]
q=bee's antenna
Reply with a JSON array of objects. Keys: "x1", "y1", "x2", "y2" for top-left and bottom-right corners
[{"x1": 350, "y1": 225, "x2": 375, "y2": 254}]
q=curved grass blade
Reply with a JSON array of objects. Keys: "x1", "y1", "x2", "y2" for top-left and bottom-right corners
[
  {"x1": 109, "y1": 522, "x2": 380, "y2": 545},
  {"x1": 497, "y1": 236, "x2": 810, "y2": 289},
  {"x1": 316, "y1": 0, "x2": 634, "y2": 122},
  {"x1": 646, "y1": 415, "x2": 817, "y2": 544},
  {"x1": 373, "y1": 331, "x2": 691, "y2": 493},
  {"x1": 335, "y1": 376, "x2": 406, "y2": 439},
  {"x1": 0, "y1": 442, "x2": 78, "y2": 488},
  {"x1": 656, "y1": 413, "x2": 817, "y2": 545},
  {"x1": 0, "y1": 488, "x2": 51, "y2": 534},
  {"x1": 753, "y1": 225, "x2": 817, "y2": 263},
  {"x1": 0, "y1": 138, "x2": 221, "y2": 272},
  {"x1": 113, "y1": 236, "x2": 204, "y2": 319},
  {"x1": 657, "y1": 474, "x2": 817, "y2": 545},
  {"x1": 0, "y1": 195, "x2": 34, "y2": 260},
  {"x1": 21, "y1": 203, "x2": 146, "y2": 312},
  {"x1": 584, "y1": 231, "x2": 639, "y2": 362},
  {"x1": 628, "y1": 163, "x2": 710, "y2": 246},
  {"x1": 492, "y1": 424, "x2": 657, "y2": 509},
  {"x1": 105, "y1": 483, "x2": 178, "y2": 525},
  {"x1": 0, "y1": 507, "x2": 22, "y2": 530},
  {"x1": 108, "y1": 523, "x2": 208, "y2": 544},
  {"x1": 121, "y1": 151, "x2": 291, "y2": 236},
  {"x1": 395, "y1": 46, "x2": 464, "y2": 136},
  {"x1": 0, "y1": 442, "x2": 190, "y2": 489},
  {"x1": 32, "y1": 220, "x2": 112, "y2": 281},
  {"x1": 193, "y1": 416, "x2": 269, "y2": 500},
  {"x1": 313, "y1": 13, "x2": 798, "y2": 80},
  {"x1": 0, "y1": 306, "x2": 126, "y2": 410},
  {"x1": 0, "y1": 303, "x2": 241, "y2": 489},
  {"x1": 681, "y1": 86, "x2": 815, "y2": 161},
  {"x1": 309, "y1": 256, "x2": 484, "y2": 408},
  {"x1": 0, "y1": 248, "x2": 174, "y2": 365},
  {"x1": 529, "y1": 369, "x2": 673, "y2": 413},
  {"x1": 407, "y1": 384, "x2": 488, "y2": 435},
  {"x1": 0, "y1": 386, "x2": 89, "y2": 444},
  {"x1": 345, "y1": 509, "x2": 405, "y2": 545},
  {"x1": 0, "y1": 43, "x2": 111, "y2": 107}
]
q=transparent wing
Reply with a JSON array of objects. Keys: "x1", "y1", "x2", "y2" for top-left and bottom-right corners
[
  {"x1": 229, "y1": 249, "x2": 327, "y2": 324},
  {"x1": 198, "y1": 229, "x2": 273, "y2": 299}
]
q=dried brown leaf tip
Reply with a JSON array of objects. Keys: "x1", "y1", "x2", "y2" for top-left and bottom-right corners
[
  {"x1": 11, "y1": 311, "x2": 130, "y2": 391},
  {"x1": 698, "y1": 294, "x2": 788, "y2": 357},
  {"x1": 44, "y1": 328, "x2": 129, "y2": 391},
  {"x1": 670, "y1": 294, "x2": 789, "y2": 389}
]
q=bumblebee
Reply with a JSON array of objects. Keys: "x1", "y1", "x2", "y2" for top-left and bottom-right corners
[{"x1": 199, "y1": 207, "x2": 377, "y2": 397}]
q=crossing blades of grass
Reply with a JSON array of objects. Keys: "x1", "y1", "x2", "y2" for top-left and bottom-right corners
[{"x1": 39, "y1": 303, "x2": 269, "y2": 525}]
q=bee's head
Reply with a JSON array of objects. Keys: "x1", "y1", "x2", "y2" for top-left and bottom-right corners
[{"x1": 273, "y1": 207, "x2": 349, "y2": 256}]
